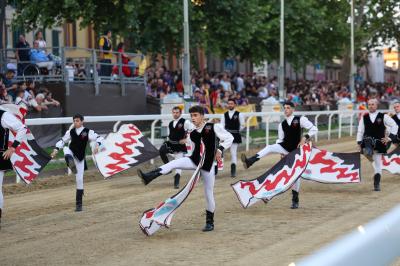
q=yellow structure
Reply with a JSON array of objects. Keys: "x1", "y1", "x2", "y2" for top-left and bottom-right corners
[{"x1": 383, "y1": 48, "x2": 399, "y2": 69}]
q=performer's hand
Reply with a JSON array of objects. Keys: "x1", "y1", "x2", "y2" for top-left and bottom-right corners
[
  {"x1": 179, "y1": 139, "x2": 187, "y2": 145},
  {"x1": 298, "y1": 137, "x2": 307, "y2": 148},
  {"x1": 50, "y1": 149, "x2": 58, "y2": 159},
  {"x1": 3, "y1": 147, "x2": 15, "y2": 160},
  {"x1": 381, "y1": 137, "x2": 391, "y2": 145},
  {"x1": 93, "y1": 146, "x2": 99, "y2": 154},
  {"x1": 215, "y1": 150, "x2": 222, "y2": 162}
]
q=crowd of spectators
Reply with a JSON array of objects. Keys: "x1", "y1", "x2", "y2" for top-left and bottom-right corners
[
  {"x1": 0, "y1": 68, "x2": 60, "y2": 112},
  {"x1": 146, "y1": 66, "x2": 400, "y2": 111}
]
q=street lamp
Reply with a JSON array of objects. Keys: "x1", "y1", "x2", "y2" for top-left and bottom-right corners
[
  {"x1": 278, "y1": 0, "x2": 285, "y2": 100},
  {"x1": 350, "y1": 0, "x2": 356, "y2": 101},
  {"x1": 183, "y1": 0, "x2": 191, "y2": 97}
]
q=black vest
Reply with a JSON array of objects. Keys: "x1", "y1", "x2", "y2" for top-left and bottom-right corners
[
  {"x1": 69, "y1": 128, "x2": 90, "y2": 161},
  {"x1": 0, "y1": 110, "x2": 9, "y2": 152},
  {"x1": 392, "y1": 114, "x2": 400, "y2": 136},
  {"x1": 362, "y1": 112, "x2": 386, "y2": 153},
  {"x1": 279, "y1": 116, "x2": 302, "y2": 152},
  {"x1": 224, "y1": 111, "x2": 242, "y2": 143},
  {"x1": 190, "y1": 123, "x2": 217, "y2": 172},
  {"x1": 168, "y1": 118, "x2": 187, "y2": 152}
]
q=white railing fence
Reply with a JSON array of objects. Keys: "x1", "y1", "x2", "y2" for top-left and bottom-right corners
[
  {"x1": 296, "y1": 204, "x2": 400, "y2": 266},
  {"x1": 26, "y1": 109, "x2": 389, "y2": 153}
]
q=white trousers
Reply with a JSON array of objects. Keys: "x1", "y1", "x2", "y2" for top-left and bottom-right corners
[
  {"x1": 64, "y1": 147, "x2": 85, "y2": 190},
  {"x1": 256, "y1": 143, "x2": 301, "y2": 192},
  {"x1": 171, "y1": 152, "x2": 184, "y2": 175},
  {"x1": 160, "y1": 157, "x2": 216, "y2": 212},
  {"x1": 229, "y1": 143, "x2": 239, "y2": 164},
  {"x1": 372, "y1": 153, "x2": 382, "y2": 175},
  {"x1": 0, "y1": 171, "x2": 4, "y2": 209}
]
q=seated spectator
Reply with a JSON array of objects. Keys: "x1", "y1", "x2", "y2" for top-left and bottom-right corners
[
  {"x1": 234, "y1": 92, "x2": 248, "y2": 106},
  {"x1": 43, "y1": 92, "x2": 60, "y2": 107},
  {"x1": 3, "y1": 69, "x2": 16, "y2": 89},
  {"x1": 30, "y1": 41, "x2": 54, "y2": 72},
  {"x1": 0, "y1": 87, "x2": 12, "y2": 104},
  {"x1": 112, "y1": 42, "x2": 133, "y2": 77}
]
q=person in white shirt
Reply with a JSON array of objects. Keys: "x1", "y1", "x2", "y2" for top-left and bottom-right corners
[
  {"x1": 159, "y1": 106, "x2": 194, "y2": 189},
  {"x1": 356, "y1": 98, "x2": 398, "y2": 191},
  {"x1": 391, "y1": 101, "x2": 400, "y2": 138},
  {"x1": 0, "y1": 109, "x2": 27, "y2": 228},
  {"x1": 138, "y1": 105, "x2": 233, "y2": 232},
  {"x1": 220, "y1": 99, "x2": 245, "y2": 177},
  {"x1": 241, "y1": 101, "x2": 318, "y2": 209},
  {"x1": 51, "y1": 114, "x2": 104, "y2": 212}
]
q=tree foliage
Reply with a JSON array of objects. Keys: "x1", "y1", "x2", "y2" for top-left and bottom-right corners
[{"x1": 10, "y1": 0, "x2": 400, "y2": 74}]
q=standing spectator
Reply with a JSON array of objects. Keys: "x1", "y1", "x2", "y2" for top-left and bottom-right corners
[
  {"x1": 236, "y1": 73, "x2": 245, "y2": 92},
  {"x1": 115, "y1": 42, "x2": 132, "y2": 77},
  {"x1": 99, "y1": 30, "x2": 113, "y2": 76},
  {"x1": 34, "y1": 31, "x2": 47, "y2": 49},
  {"x1": 15, "y1": 34, "x2": 30, "y2": 76},
  {"x1": 220, "y1": 73, "x2": 232, "y2": 92}
]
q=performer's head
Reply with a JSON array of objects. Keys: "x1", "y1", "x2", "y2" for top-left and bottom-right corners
[
  {"x1": 394, "y1": 101, "x2": 400, "y2": 114},
  {"x1": 367, "y1": 98, "x2": 378, "y2": 113},
  {"x1": 227, "y1": 99, "x2": 236, "y2": 110},
  {"x1": 189, "y1": 105, "x2": 205, "y2": 127},
  {"x1": 73, "y1": 114, "x2": 84, "y2": 128},
  {"x1": 172, "y1": 106, "x2": 182, "y2": 120},
  {"x1": 283, "y1": 101, "x2": 295, "y2": 117}
]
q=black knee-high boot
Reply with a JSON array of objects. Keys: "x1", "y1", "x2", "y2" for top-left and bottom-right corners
[
  {"x1": 202, "y1": 210, "x2": 214, "y2": 232},
  {"x1": 65, "y1": 154, "x2": 77, "y2": 174},
  {"x1": 76, "y1": 189, "x2": 84, "y2": 212},
  {"x1": 174, "y1": 174, "x2": 180, "y2": 189},
  {"x1": 291, "y1": 190, "x2": 299, "y2": 209},
  {"x1": 241, "y1": 154, "x2": 260, "y2": 169},
  {"x1": 159, "y1": 143, "x2": 170, "y2": 164},
  {"x1": 231, "y1": 163, "x2": 236, "y2": 178},
  {"x1": 0, "y1": 208, "x2": 2, "y2": 229},
  {"x1": 374, "y1": 173, "x2": 381, "y2": 191},
  {"x1": 137, "y1": 168, "x2": 162, "y2": 185}
]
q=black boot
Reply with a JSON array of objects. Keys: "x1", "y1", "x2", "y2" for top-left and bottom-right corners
[
  {"x1": 231, "y1": 163, "x2": 236, "y2": 178},
  {"x1": 137, "y1": 168, "x2": 162, "y2": 185},
  {"x1": 374, "y1": 173, "x2": 381, "y2": 191},
  {"x1": 159, "y1": 144, "x2": 170, "y2": 164},
  {"x1": 0, "y1": 208, "x2": 2, "y2": 229},
  {"x1": 75, "y1": 189, "x2": 84, "y2": 212},
  {"x1": 241, "y1": 154, "x2": 259, "y2": 169},
  {"x1": 202, "y1": 210, "x2": 214, "y2": 232},
  {"x1": 291, "y1": 190, "x2": 299, "y2": 209},
  {"x1": 65, "y1": 154, "x2": 77, "y2": 174},
  {"x1": 174, "y1": 174, "x2": 180, "y2": 189}
]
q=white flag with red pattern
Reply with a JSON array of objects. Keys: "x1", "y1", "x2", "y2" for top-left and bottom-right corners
[
  {"x1": 1, "y1": 104, "x2": 51, "y2": 184},
  {"x1": 381, "y1": 146, "x2": 400, "y2": 174},
  {"x1": 93, "y1": 124, "x2": 159, "y2": 178},
  {"x1": 139, "y1": 142, "x2": 205, "y2": 236}
]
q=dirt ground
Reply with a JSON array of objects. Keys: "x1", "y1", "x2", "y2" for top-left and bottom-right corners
[{"x1": 1, "y1": 139, "x2": 400, "y2": 266}]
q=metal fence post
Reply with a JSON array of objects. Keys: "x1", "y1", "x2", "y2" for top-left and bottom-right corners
[
  {"x1": 92, "y1": 49, "x2": 100, "y2": 95},
  {"x1": 118, "y1": 53, "x2": 126, "y2": 96},
  {"x1": 62, "y1": 47, "x2": 70, "y2": 96},
  {"x1": 150, "y1": 119, "x2": 160, "y2": 164}
]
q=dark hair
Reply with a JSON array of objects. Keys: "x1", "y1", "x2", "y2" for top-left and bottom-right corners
[
  {"x1": 73, "y1": 114, "x2": 84, "y2": 121},
  {"x1": 189, "y1": 105, "x2": 204, "y2": 115},
  {"x1": 117, "y1": 42, "x2": 124, "y2": 50},
  {"x1": 283, "y1": 101, "x2": 294, "y2": 108},
  {"x1": 172, "y1": 106, "x2": 182, "y2": 112},
  {"x1": 104, "y1": 29, "x2": 111, "y2": 35},
  {"x1": 228, "y1": 98, "x2": 236, "y2": 104}
]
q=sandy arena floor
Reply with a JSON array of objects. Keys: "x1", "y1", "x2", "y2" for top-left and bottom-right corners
[{"x1": 1, "y1": 139, "x2": 400, "y2": 266}]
